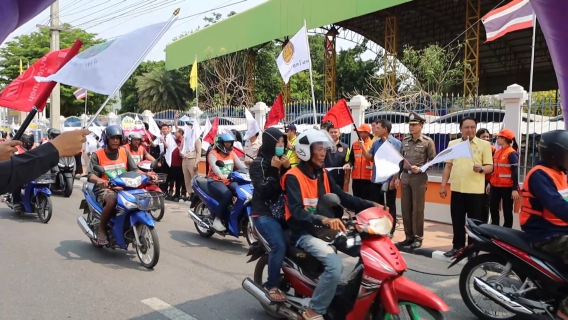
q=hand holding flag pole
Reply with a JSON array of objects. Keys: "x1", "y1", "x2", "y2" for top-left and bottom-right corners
[{"x1": 85, "y1": 8, "x2": 180, "y2": 129}]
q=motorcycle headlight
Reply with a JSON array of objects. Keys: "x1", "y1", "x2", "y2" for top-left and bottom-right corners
[
  {"x1": 242, "y1": 189, "x2": 253, "y2": 205},
  {"x1": 356, "y1": 217, "x2": 393, "y2": 236},
  {"x1": 121, "y1": 176, "x2": 142, "y2": 188}
]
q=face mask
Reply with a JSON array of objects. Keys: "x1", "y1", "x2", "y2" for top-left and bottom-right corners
[{"x1": 275, "y1": 146, "x2": 285, "y2": 157}]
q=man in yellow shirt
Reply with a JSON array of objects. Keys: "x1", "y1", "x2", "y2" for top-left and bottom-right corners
[
  {"x1": 440, "y1": 116, "x2": 493, "y2": 257},
  {"x1": 285, "y1": 124, "x2": 299, "y2": 167}
]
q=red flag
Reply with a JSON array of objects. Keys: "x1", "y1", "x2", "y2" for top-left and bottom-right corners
[
  {"x1": 264, "y1": 94, "x2": 285, "y2": 129},
  {"x1": 322, "y1": 99, "x2": 355, "y2": 129},
  {"x1": 0, "y1": 39, "x2": 83, "y2": 112},
  {"x1": 233, "y1": 146, "x2": 245, "y2": 158},
  {"x1": 203, "y1": 116, "x2": 219, "y2": 144}
]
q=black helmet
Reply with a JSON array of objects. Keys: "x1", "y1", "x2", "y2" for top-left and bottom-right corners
[
  {"x1": 102, "y1": 125, "x2": 123, "y2": 146},
  {"x1": 20, "y1": 132, "x2": 34, "y2": 150},
  {"x1": 47, "y1": 128, "x2": 61, "y2": 140},
  {"x1": 539, "y1": 130, "x2": 568, "y2": 171}
]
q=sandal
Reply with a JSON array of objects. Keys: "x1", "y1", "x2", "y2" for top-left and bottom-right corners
[
  {"x1": 265, "y1": 288, "x2": 287, "y2": 302},
  {"x1": 96, "y1": 236, "x2": 109, "y2": 245},
  {"x1": 302, "y1": 308, "x2": 324, "y2": 320}
]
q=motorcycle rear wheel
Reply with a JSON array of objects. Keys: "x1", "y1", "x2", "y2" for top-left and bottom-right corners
[
  {"x1": 193, "y1": 201, "x2": 214, "y2": 237},
  {"x1": 253, "y1": 255, "x2": 287, "y2": 319},
  {"x1": 63, "y1": 176, "x2": 73, "y2": 198},
  {"x1": 35, "y1": 193, "x2": 52, "y2": 223},
  {"x1": 375, "y1": 301, "x2": 445, "y2": 319}
]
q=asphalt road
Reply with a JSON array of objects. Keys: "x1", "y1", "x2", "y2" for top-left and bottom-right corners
[{"x1": 0, "y1": 183, "x2": 478, "y2": 320}]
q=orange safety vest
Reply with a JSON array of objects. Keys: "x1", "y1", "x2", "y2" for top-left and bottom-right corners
[
  {"x1": 281, "y1": 166, "x2": 331, "y2": 220},
  {"x1": 207, "y1": 149, "x2": 237, "y2": 185},
  {"x1": 124, "y1": 144, "x2": 145, "y2": 164},
  {"x1": 351, "y1": 139, "x2": 373, "y2": 180},
  {"x1": 486, "y1": 145, "x2": 496, "y2": 181},
  {"x1": 94, "y1": 148, "x2": 128, "y2": 181},
  {"x1": 519, "y1": 165, "x2": 568, "y2": 226},
  {"x1": 490, "y1": 146, "x2": 517, "y2": 187}
]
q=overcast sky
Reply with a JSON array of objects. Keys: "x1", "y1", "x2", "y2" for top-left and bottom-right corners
[{"x1": 5, "y1": 0, "x2": 375, "y2": 63}]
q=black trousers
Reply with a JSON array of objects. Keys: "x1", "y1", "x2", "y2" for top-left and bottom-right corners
[
  {"x1": 490, "y1": 186, "x2": 514, "y2": 228},
  {"x1": 370, "y1": 182, "x2": 397, "y2": 234},
  {"x1": 481, "y1": 180, "x2": 490, "y2": 223},
  {"x1": 352, "y1": 179, "x2": 373, "y2": 201},
  {"x1": 450, "y1": 191, "x2": 484, "y2": 249},
  {"x1": 170, "y1": 166, "x2": 186, "y2": 197},
  {"x1": 156, "y1": 161, "x2": 171, "y2": 193}
]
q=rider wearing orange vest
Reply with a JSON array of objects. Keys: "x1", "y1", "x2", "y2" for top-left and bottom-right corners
[
  {"x1": 124, "y1": 132, "x2": 155, "y2": 164},
  {"x1": 488, "y1": 129, "x2": 520, "y2": 228},
  {"x1": 520, "y1": 130, "x2": 568, "y2": 320},
  {"x1": 281, "y1": 129, "x2": 378, "y2": 319},
  {"x1": 206, "y1": 132, "x2": 247, "y2": 232},
  {"x1": 88, "y1": 125, "x2": 156, "y2": 246},
  {"x1": 348, "y1": 123, "x2": 374, "y2": 200}
]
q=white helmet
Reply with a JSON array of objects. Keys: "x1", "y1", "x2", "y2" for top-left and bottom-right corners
[
  {"x1": 128, "y1": 132, "x2": 142, "y2": 142},
  {"x1": 294, "y1": 129, "x2": 335, "y2": 162}
]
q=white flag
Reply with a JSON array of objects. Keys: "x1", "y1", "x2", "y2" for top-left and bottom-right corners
[
  {"x1": 35, "y1": 20, "x2": 175, "y2": 95},
  {"x1": 420, "y1": 140, "x2": 473, "y2": 172},
  {"x1": 373, "y1": 141, "x2": 404, "y2": 183},
  {"x1": 276, "y1": 26, "x2": 311, "y2": 84},
  {"x1": 201, "y1": 116, "x2": 213, "y2": 150},
  {"x1": 243, "y1": 108, "x2": 260, "y2": 141}
]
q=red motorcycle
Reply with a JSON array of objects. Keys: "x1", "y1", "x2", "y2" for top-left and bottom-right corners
[
  {"x1": 242, "y1": 193, "x2": 449, "y2": 319},
  {"x1": 137, "y1": 153, "x2": 166, "y2": 221}
]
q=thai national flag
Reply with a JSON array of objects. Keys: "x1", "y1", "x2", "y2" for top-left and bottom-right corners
[
  {"x1": 482, "y1": 0, "x2": 534, "y2": 42},
  {"x1": 73, "y1": 87, "x2": 87, "y2": 100}
]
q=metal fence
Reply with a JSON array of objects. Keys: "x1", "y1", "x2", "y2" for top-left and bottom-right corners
[{"x1": 62, "y1": 92, "x2": 561, "y2": 179}]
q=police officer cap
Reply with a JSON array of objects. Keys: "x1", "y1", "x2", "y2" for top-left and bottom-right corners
[{"x1": 408, "y1": 112, "x2": 426, "y2": 124}]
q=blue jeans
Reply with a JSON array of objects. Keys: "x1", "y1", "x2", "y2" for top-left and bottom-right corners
[
  {"x1": 296, "y1": 235, "x2": 343, "y2": 315},
  {"x1": 254, "y1": 215, "x2": 287, "y2": 289}
]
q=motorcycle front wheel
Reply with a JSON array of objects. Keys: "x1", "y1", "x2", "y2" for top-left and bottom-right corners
[
  {"x1": 135, "y1": 224, "x2": 160, "y2": 269},
  {"x1": 35, "y1": 193, "x2": 52, "y2": 223},
  {"x1": 375, "y1": 301, "x2": 445, "y2": 320}
]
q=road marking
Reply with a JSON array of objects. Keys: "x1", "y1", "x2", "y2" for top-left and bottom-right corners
[{"x1": 141, "y1": 298, "x2": 198, "y2": 320}]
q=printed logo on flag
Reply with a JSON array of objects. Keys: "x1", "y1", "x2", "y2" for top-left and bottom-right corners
[
  {"x1": 77, "y1": 40, "x2": 115, "y2": 59},
  {"x1": 282, "y1": 42, "x2": 295, "y2": 64}
]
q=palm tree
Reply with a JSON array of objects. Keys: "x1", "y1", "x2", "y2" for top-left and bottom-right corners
[{"x1": 135, "y1": 68, "x2": 191, "y2": 112}]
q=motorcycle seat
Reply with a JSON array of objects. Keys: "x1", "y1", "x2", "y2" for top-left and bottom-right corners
[
  {"x1": 286, "y1": 245, "x2": 324, "y2": 273},
  {"x1": 479, "y1": 224, "x2": 564, "y2": 264},
  {"x1": 195, "y1": 177, "x2": 210, "y2": 194}
]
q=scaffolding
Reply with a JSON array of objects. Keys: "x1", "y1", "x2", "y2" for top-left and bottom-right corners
[
  {"x1": 324, "y1": 26, "x2": 339, "y2": 102},
  {"x1": 383, "y1": 16, "x2": 398, "y2": 98},
  {"x1": 463, "y1": 0, "x2": 481, "y2": 99}
]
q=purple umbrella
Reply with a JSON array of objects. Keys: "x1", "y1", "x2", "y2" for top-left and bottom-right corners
[
  {"x1": 530, "y1": 0, "x2": 568, "y2": 128},
  {"x1": 0, "y1": 0, "x2": 56, "y2": 45}
]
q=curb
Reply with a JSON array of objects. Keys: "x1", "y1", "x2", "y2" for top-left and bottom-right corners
[{"x1": 395, "y1": 244, "x2": 467, "y2": 265}]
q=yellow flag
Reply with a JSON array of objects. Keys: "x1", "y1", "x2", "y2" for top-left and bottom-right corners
[
  {"x1": 189, "y1": 57, "x2": 198, "y2": 90},
  {"x1": 19, "y1": 58, "x2": 23, "y2": 75}
]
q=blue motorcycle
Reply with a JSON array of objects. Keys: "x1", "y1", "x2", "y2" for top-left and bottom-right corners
[
  {"x1": 189, "y1": 160, "x2": 256, "y2": 244},
  {"x1": 77, "y1": 165, "x2": 162, "y2": 269},
  {"x1": 4, "y1": 173, "x2": 54, "y2": 223}
]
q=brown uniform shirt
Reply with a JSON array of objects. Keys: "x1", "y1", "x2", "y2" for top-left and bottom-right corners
[{"x1": 401, "y1": 135, "x2": 436, "y2": 171}]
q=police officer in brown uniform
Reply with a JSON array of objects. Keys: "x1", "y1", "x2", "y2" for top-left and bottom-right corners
[{"x1": 399, "y1": 112, "x2": 436, "y2": 249}]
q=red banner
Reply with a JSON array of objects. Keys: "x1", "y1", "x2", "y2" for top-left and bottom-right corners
[
  {"x1": 0, "y1": 39, "x2": 83, "y2": 112},
  {"x1": 322, "y1": 99, "x2": 355, "y2": 129}
]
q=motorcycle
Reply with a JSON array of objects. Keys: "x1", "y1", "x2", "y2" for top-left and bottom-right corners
[
  {"x1": 449, "y1": 218, "x2": 568, "y2": 320},
  {"x1": 243, "y1": 193, "x2": 449, "y2": 320},
  {"x1": 137, "y1": 152, "x2": 166, "y2": 221},
  {"x1": 76, "y1": 164, "x2": 162, "y2": 269},
  {"x1": 2, "y1": 173, "x2": 54, "y2": 223},
  {"x1": 188, "y1": 160, "x2": 256, "y2": 244},
  {"x1": 50, "y1": 156, "x2": 76, "y2": 197}
]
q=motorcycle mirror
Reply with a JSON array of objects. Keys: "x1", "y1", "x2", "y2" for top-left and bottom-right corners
[
  {"x1": 92, "y1": 165, "x2": 105, "y2": 175},
  {"x1": 320, "y1": 193, "x2": 341, "y2": 207},
  {"x1": 215, "y1": 160, "x2": 225, "y2": 167},
  {"x1": 381, "y1": 182, "x2": 389, "y2": 193}
]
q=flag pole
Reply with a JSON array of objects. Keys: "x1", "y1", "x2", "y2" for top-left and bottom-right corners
[
  {"x1": 195, "y1": 54, "x2": 199, "y2": 110},
  {"x1": 522, "y1": 13, "x2": 536, "y2": 179},
  {"x1": 303, "y1": 19, "x2": 318, "y2": 125},
  {"x1": 85, "y1": 8, "x2": 181, "y2": 128},
  {"x1": 84, "y1": 89, "x2": 88, "y2": 115}
]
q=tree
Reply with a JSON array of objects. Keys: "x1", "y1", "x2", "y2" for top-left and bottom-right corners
[
  {"x1": 119, "y1": 61, "x2": 166, "y2": 113},
  {"x1": 136, "y1": 68, "x2": 191, "y2": 112},
  {"x1": 0, "y1": 24, "x2": 109, "y2": 116}
]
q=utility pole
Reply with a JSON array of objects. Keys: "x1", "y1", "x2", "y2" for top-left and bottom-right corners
[{"x1": 37, "y1": 0, "x2": 66, "y2": 130}]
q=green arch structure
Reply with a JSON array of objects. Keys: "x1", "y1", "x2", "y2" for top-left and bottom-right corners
[{"x1": 165, "y1": 0, "x2": 409, "y2": 70}]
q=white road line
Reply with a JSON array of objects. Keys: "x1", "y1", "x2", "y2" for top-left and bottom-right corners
[{"x1": 141, "y1": 298, "x2": 198, "y2": 320}]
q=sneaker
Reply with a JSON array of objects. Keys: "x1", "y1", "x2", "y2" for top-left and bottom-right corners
[{"x1": 212, "y1": 219, "x2": 226, "y2": 232}]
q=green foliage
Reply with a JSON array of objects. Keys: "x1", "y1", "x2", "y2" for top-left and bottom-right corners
[
  {"x1": 119, "y1": 61, "x2": 168, "y2": 113},
  {"x1": 136, "y1": 67, "x2": 191, "y2": 112},
  {"x1": 0, "y1": 24, "x2": 110, "y2": 116}
]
